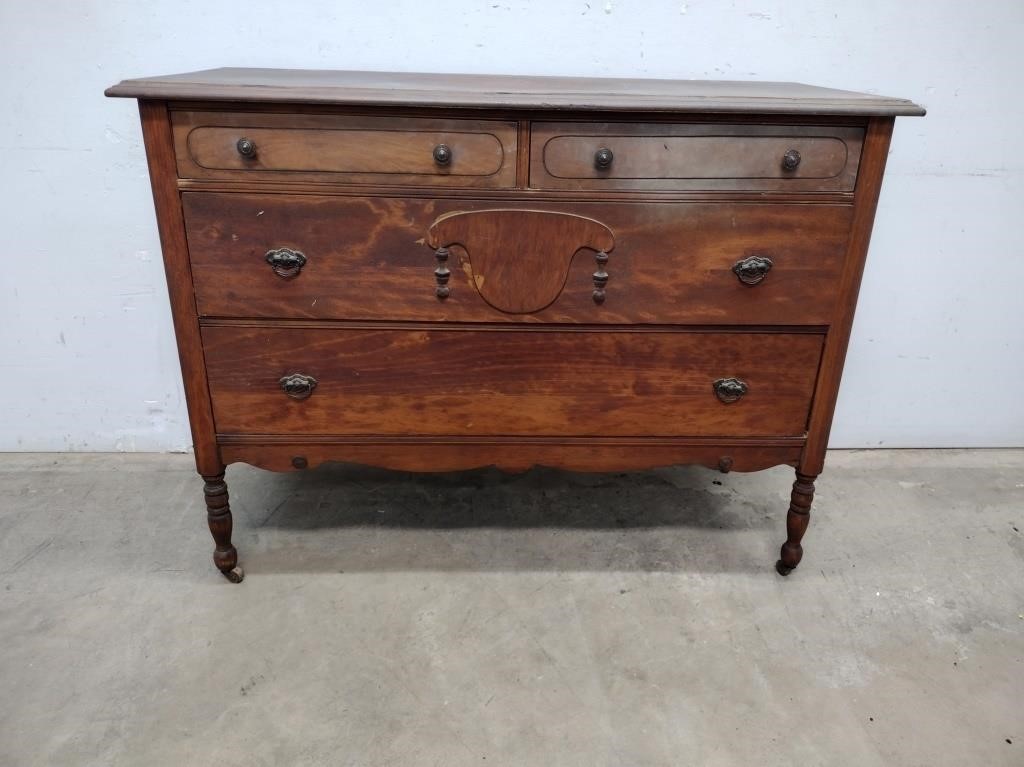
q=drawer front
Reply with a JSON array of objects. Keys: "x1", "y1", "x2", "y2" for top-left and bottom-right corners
[
  {"x1": 203, "y1": 326, "x2": 824, "y2": 438},
  {"x1": 183, "y1": 192, "x2": 852, "y2": 325},
  {"x1": 530, "y1": 122, "x2": 864, "y2": 192},
  {"x1": 171, "y1": 111, "x2": 518, "y2": 187}
]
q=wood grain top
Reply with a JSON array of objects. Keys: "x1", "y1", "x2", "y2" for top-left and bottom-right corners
[{"x1": 106, "y1": 68, "x2": 925, "y2": 116}]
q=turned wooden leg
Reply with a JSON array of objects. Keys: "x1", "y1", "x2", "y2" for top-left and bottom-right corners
[
  {"x1": 776, "y1": 471, "x2": 816, "y2": 576},
  {"x1": 203, "y1": 473, "x2": 244, "y2": 583}
]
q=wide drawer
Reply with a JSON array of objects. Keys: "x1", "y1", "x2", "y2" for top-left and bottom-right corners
[
  {"x1": 182, "y1": 193, "x2": 852, "y2": 325},
  {"x1": 171, "y1": 111, "x2": 518, "y2": 187},
  {"x1": 530, "y1": 122, "x2": 864, "y2": 192},
  {"x1": 203, "y1": 326, "x2": 824, "y2": 438}
]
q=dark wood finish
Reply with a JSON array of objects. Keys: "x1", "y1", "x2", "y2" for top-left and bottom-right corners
[
  {"x1": 531, "y1": 122, "x2": 863, "y2": 192},
  {"x1": 515, "y1": 120, "x2": 532, "y2": 187},
  {"x1": 802, "y1": 118, "x2": 895, "y2": 476},
  {"x1": 107, "y1": 69, "x2": 926, "y2": 116},
  {"x1": 219, "y1": 440, "x2": 803, "y2": 474},
  {"x1": 176, "y1": 178, "x2": 856, "y2": 203},
  {"x1": 776, "y1": 471, "x2": 816, "y2": 576},
  {"x1": 432, "y1": 246, "x2": 452, "y2": 299},
  {"x1": 111, "y1": 70, "x2": 921, "y2": 579},
  {"x1": 181, "y1": 192, "x2": 853, "y2": 325},
  {"x1": 172, "y1": 111, "x2": 518, "y2": 188},
  {"x1": 137, "y1": 102, "x2": 221, "y2": 475},
  {"x1": 203, "y1": 473, "x2": 243, "y2": 582},
  {"x1": 202, "y1": 325, "x2": 823, "y2": 438}
]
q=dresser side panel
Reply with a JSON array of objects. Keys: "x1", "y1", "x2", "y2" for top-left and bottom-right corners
[
  {"x1": 138, "y1": 100, "x2": 220, "y2": 473},
  {"x1": 802, "y1": 116, "x2": 895, "y2": 474}
]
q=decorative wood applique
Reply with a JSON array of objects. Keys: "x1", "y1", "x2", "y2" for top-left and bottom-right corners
[
  {"x1": 427, "y1": 209, "x2": 614, "y2": 314},
  {"x1": 434, "y1": 246, "x2": 451, "y2": 299},
  {"x1": 592, "y1": 250, "x2": 609, "y2": 303}
]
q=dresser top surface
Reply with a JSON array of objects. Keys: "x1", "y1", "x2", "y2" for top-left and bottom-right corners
[{"x1": 106, "y1": 68, "x2": 925, "y2": 116}]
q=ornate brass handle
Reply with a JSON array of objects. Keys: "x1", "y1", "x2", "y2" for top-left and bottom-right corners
[
  {"x1": 594, "y1": 147, "x2": 614, "y2": 169},
  {"x1": 732, "y1": 255, "x2": 774, "y2": 286},
  {"x1": 782, "y1": 148, "x2": 801, "y2": 171},
  {"x1": 433, "y1": 143, "x2": 453, "y2": 166},
  {"x1": 713, "y1": 377, "x2": 748, "y2": 404},
  {"x1": 236, "y1": 137, "x2": 257, "y2": 158},
  {"x1": 280, "y1": 373, "x2": 317, "y2": 400},
  {"x1": 265, "y1": 247, "x2": 306, "y2": 279}
]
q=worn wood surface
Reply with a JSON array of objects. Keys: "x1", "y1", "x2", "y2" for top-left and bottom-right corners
[
  {"x1": 113, "y1": 72, "x2": 919, "y2": 577},
  {"x1": 107, "y1": 68, "x2": 926, "y2": 116},
  {"x1": 137, "y1": 101, "x2": 221, "y2": 476},
  {"x1": 203, "y1": 473, "x2": 242, "y2": 582},
  {"x1": 776, "y1": 471, "x2": 816, "y2": 575},
  {"x1": 202, "y1": 325, "x2": 823, "y2": 438},
  {"x1": 532, "y1": 122, "x2": 863, "y2": 192},
  {"x1": 182, "y1": 192, "x2": 853, "y2": 325},
  {"x1": 801, "y1": 117, "x2": 895, "y2": 475},
  {"x1": 218, "y1": 439, "x2": 803, "y2": 474},
  {"x1": 427, "y1": 209, "x2": 614, "y2": 313},
  {"x1": 172, "y1": 111, "x2": 518, "y2": 187}
]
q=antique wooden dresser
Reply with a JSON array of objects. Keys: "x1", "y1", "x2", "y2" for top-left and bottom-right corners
[{"x1": 106, "y1": 69, "x2": 923, "y2": 582}]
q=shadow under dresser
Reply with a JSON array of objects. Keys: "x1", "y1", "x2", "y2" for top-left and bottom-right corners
[{"x1": 106, "y1": 69, "x2": 924, "y2": 582}]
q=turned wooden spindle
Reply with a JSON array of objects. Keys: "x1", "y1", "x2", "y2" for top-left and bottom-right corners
[
  {"x1": 203, "y1": 473, "x2": 244, "y2": 583},
  {"x1": 776, "y1": 471, "x2": 816, "y2": 576}
]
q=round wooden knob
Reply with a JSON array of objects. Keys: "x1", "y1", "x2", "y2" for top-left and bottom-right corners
[
  {"x1": 236, "y1": 137, "x2": 257, "y2": 158},
  {"x1": 433, "y1": 144, "x2": 453, "y2": 166},
  {"x1": 782, "y1": 148, "x2": 801, "y2": 171},
  {"x1": 594, "y1": 147, "x2": 614, "y2": 169}
]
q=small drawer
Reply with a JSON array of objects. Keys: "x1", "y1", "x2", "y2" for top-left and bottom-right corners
[
  {"x1": 203, "y1": 326, "x2": 824, "y2": 439},
  {"x1": 530, "y1": 122, "x2": 863, "y2": 192},
  {"x1": 182, "y1": 192, "x2": 853, "y2": 326},
  {"x1": 171, "y1": 111, "x2": 518, "y2": 187}
]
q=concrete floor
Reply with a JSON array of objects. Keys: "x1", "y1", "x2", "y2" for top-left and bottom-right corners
[{"x1": 0, "y1": 450, "x2": 1021, "y2": 766}]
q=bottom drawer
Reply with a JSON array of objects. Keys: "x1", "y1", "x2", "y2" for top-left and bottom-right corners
[{"x1": 203, "y1": 326, "x2": 823, "y2": 438}]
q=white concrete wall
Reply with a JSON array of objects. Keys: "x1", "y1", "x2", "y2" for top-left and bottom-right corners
[{"x1": 1, "y1": 0, "x2": 1021, "y2": 451}]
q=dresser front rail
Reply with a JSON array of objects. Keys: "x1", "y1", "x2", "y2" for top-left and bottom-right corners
[{"x1": 216, "y1": 437, "x2": 804, "y2": 475}]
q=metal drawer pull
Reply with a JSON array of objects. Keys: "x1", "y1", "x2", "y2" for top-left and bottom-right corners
[
  {"x1": 236, "y1": 137, "x2": 257, "y2": 158},
  {"x1": 781, "y1": 148, "x2": 801, "y2": 171},
  {"x1": 265, "y1": 247, "x2": 306, "y2": 279},
  {"x1": 594, "y1": 147, "x2": 614, "y2": 169},
  {"x1": 279, "y1": 373, "x2": 317, "y2": 400},
  {"x1": 732, "y1": 255, "x2": 774, "y2": 286},
  {"x1": 713, "y1": 377, "x2": 748, "y2": 404},
  {"x1": 432, "y1": 143, "x2": 453, "y2": 166}
]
